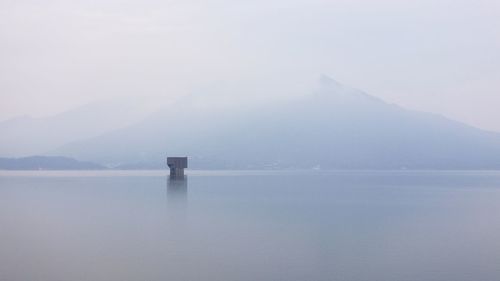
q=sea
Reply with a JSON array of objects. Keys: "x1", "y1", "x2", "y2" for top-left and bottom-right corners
[{"x1": 1, "y1": 170, "x2": 500, "y2": 281}]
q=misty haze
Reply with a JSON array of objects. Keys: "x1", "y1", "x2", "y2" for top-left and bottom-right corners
[{"x1": 1, "y1": 0, "x2": 500, "y2": 280}]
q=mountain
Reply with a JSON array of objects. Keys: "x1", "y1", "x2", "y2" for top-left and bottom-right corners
[
  {"x1": 0, "y1": 99, "x2": 157, "y2": 157},
  {"x1": 53, "y1": 75, "x2": 500, "y2": 169},
  {"x1": 0, "y1": 156, "x2": 105, "y2": 170}
]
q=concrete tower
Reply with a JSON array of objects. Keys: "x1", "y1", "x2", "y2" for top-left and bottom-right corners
[{"x1": 167, "y1": 157, "x2": 188, "y2": 178}]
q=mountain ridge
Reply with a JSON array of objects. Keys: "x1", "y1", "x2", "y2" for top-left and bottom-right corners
[
  {"x1": 0, "y1": 98, "x2": 159, "y2": 157},
  {"x1": 51, "y1": 76, "x2": 500, "y2": 169},
  {"x1": 0, "y1": 156, "x2": 105, "y2": 170}
]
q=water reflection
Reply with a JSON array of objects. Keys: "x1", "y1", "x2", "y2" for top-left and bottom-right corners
[
  {"x1": 166, "y1": 175, "x2": 188, "y2": 221},
  {"x1": 167, "y1": 175, "x2": 187, "y2": 199},
  {"x1": 2, "y1": 172, "x2": 500, "y2": 281}
]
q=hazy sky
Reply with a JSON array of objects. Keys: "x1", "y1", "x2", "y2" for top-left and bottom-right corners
[{"x1": 1, "y1": 0, "x2": 499, "y2": 131}]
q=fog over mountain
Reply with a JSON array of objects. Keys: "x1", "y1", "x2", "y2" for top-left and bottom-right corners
[
  {"x1": 50, "y1": 76, "x2": 500, "y2": 169},
  {"x1": 0, "y1": 98, "x2": 159, "y2": 157}
]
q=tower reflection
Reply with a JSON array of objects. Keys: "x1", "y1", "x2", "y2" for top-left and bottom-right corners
[{"x1": 166, "y1": 175, "x2": 188, "y2": 216}]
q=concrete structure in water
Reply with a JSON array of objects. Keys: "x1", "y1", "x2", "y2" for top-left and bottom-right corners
[{"x1": 167, "y1": 157, "x2": 187, "y2": 177}]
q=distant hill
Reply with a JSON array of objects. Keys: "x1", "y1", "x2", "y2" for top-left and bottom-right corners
[
  {"x1": 0, "y1": 99, "x2": 158, "y2": 157},
  {"x1": 0, "y1": 156, "x2": 105, "y2": 170},
  {"x1": 53, "y1": 75, "x2": 500, "y2": 169}
]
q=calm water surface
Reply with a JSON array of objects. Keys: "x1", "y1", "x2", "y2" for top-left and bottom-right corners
[{"x1": 1, "y1": 170, "x2": 500, "y2": 281}]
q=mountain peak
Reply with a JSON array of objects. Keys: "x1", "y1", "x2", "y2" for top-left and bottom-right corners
[
  {"x1": 315, "y1": 74, "x2": 385, "y2": 105},
  {"x1": 318, "y1": 74, "x2": 344, "y2": 92}
]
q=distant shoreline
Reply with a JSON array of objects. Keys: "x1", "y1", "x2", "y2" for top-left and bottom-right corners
[{"x1": 2, "y1": 156, "x2": 500, "y2": 172}]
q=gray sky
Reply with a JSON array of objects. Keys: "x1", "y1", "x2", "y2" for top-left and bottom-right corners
[{"x1": 1, "y1": 0, "x2": 499, "y2": 131}]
